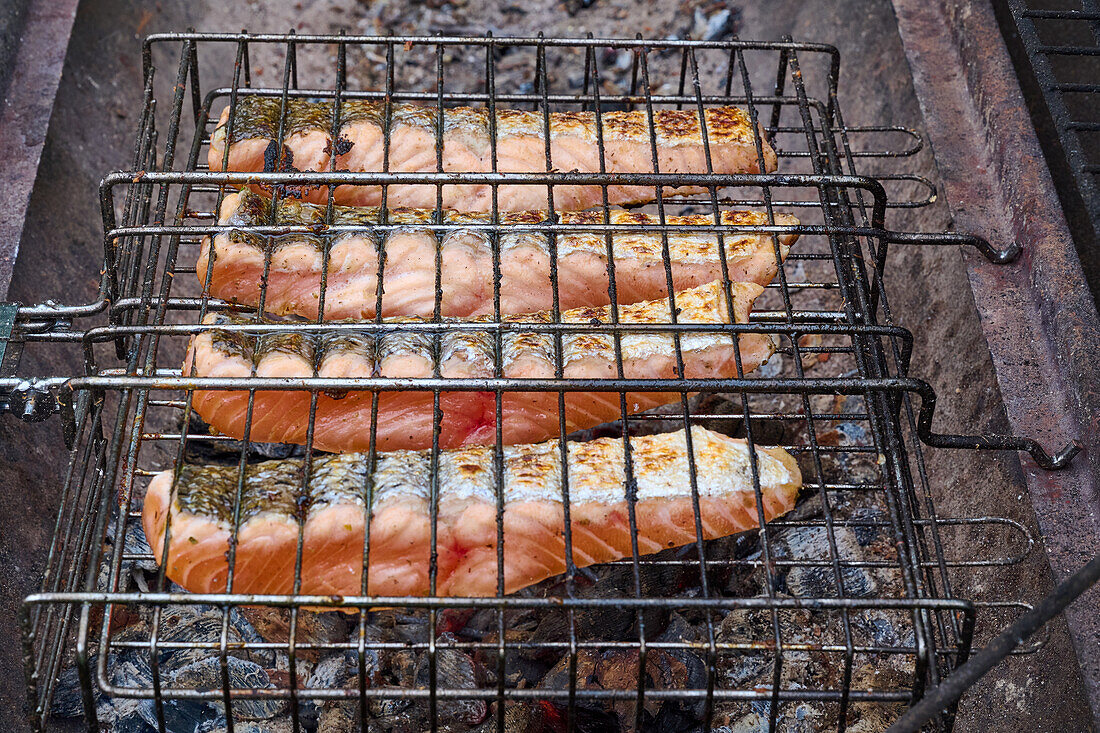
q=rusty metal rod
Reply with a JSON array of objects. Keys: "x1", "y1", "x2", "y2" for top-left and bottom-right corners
[{"x1": 888, "y1": 551, "x2": 1100, "y2": 733}]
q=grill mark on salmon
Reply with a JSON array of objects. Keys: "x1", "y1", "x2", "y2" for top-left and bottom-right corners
[
  {"x1": 143, "y1": 427, "x2": 802, "y2": 597},
  {"x1": 185, "y1": 280, "x2": 775, "y2": 453},
  {"x1": 200, "y1": 189, "x2": 798, "y2": 320},
  {"x1": 208, "y1": 97, "x2": 778, "y2": 212}
]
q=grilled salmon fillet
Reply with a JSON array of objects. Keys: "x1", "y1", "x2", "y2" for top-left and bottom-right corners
[
  {"x1": 200, "y1": 189, "x2": 798, "y2": 320},
  {"x1": 143, "y1": 427, "x2": 801, "y2": 598},
  {"x1": 208, "y1": 97, "x2": 778, "y2": 212},
  {"x1": 184, "y1": 280, "x2": 774, "y2": 453}
]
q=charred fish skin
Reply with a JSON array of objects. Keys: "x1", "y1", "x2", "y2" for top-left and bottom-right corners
[
  {"x1": 212, "y1": 187, "x2": 796, "y2": 262},
  {"x1": 207, "y1": 98, "x2": 778, "y2": 212},
  {"x1": 195, "y1": 279, "x2": 773, "y2": 378},
  {"x1": 198, "y1": 188, "x2": 798, "y2": 320},
  {"x1": 143, "y1": 427, "x2": 803, "y2": 599},
  {"x1": 212, "y1": 97, "x2": 769, "y2": 153}
]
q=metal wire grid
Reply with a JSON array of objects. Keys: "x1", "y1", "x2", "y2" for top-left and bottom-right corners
[
  {"x1": 1001, "y1": 0, "x2": 1100, "y2": 290},
  {"x1": 15, "y1": 34, "x2": 1062, "y2": 733}
]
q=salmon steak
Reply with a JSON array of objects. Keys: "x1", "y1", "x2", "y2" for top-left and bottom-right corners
[
  {"x1": 143, "y1": 427, "x2": 802, "y2": 598},
  {"x1": 200, "y1": 188, "x2": 798, "y2": 320},
  {"x1": 185, "y1": 280, "x2": 775, "y2": 453},
  {"x1": 208, "y1": 97, "x2": 778, "y2": 212}
]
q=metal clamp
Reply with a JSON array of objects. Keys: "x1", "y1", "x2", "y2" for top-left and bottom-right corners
[
  {"x1": 0, "y1": 379, "x2": 76, "y2": 449},
  {"x1": 0, "y1": 302, "x2": 77, "y2": 448}
]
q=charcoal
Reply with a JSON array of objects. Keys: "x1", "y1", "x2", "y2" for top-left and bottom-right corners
[
  {"x1": 437, "y1": 608, "x2": 478, "y2": 637},
  {"x1": 387, "y1": 648, "x2": 419, "y2": 687},
  {"x1": 785, "y1": 563, "x2": 876, "y2": 599},
  {"x1": 660, "y1": 647, "x2": 709, "y2": 722},
  {"x1": 182, "y1": 414, "x2": 307, "y2": 464},
  {"x1": 565, "y1": 394, "x2": 794, "y2": 446},
  {"x1": 716, "y1": 649, "x2": 771, "y2": 692},
  {"x1": 852, "y1": 609, "x2": 914, "y2": 653},
  {"x1": 299, "y1": 645, "x2": 380, "y2": 728},
  {"x1": 368, "y1": 695, "x2": 413, "y2": 719},
  {"x1": 850, "y1": 507, "x2": 887, "y2": 546},
  {"x1": 112, "y1": 714, "x2": 157, "y2": 733},
  {"x1": 722, "y1": 558, "x2": 768, "y2": 598},
  {"x1": 161, "y1": 655, "x2": 287, "y2": 720},
  {"x1": 85, "y1": 603, "x2": 271, "y2": 684},
  {"x1": 817, "y1": 420, "x2": 880, "y2": 484},
  {"x1": 719, "y1": 700, "x2": 833, "y2": 732},
  {"x1": 51, "y1": 647, "x2": 154, "y2": 720},
  {"x1": 655, "y1": 611, "x2": 698, "y2": 644},
  {"x1": 713, "y1": 598, "x2": 874, "y2": 732},
  {"x1": 860, "y1": 614, "x2": 900, "y2": 646},
  {"x1": 700, "y1": 532, "x2": 770, "y2": 597},
  {"x1": 781, "y1": 491, "x2": 823, "y2": 524},
  {"x1": 366, "y1": 712, "x2": 423, "y2": 733},
  {"x1": 151, "y1": 606, "x2": 254, "y2": 670},
  {"x1": 650, "y1": 701, "x2": 699, "y2": 733},
  {"x1": 96, "y1": 697, "x2": 147, "y2": 728},
  {"x1": 51, "y1": 658, "x2": 156, "y2": 726},
  {"x1": 540, "y1": 648, "x2": 696, "y2": 729},
  {"x1": 569, "y1": 562, "x2": 684, "y2": 629},
  {"x1": 298, "y1": 696, "x2": 321, "y2": 730},
  {"x1": 715, "y1": 600, "x2": 823, "y2": 690},
  {"x1": 387, "y1": 611, "x2": 435, "y2": 644},
  {"x1": 472, "y1": 629, "x2": 550, "y2": 688},
  {"x1": 51, "y1": 661, "x2": 98, "y2": 717},
  {"x1": 538, "y1": 649, "x2": 600, "y2": 702},
  {"x1": 468, "y1": 701, "x2": 620, "y2": 733},
  {"x1": 415, "y1": 634, "x2": 493, "y2": 729},
  {"x1": 460, "y1": 608, "x2": 505, "y2": 636},
  {"x1": 647, "y1": 647, "x2": 709, "y2": 725},
  {"x1": 74, "y1": 651, "x2": 278, "y2": 730},
  {"x1": 121, "y1": 516, "x2": 159, "y2": 573},
  {"x1": 228, "y1": 607, "x2": 277, "y2": 667},
  {"x1": 317, "y1": 699, "x2": 361, "y2": 732},
  {"x1": 780, "y1": 526, "x2": 878, "y2": 598},
  {"x1": 237, "y1": 607, "x2": 353, "y2": 664},
  {"x1": 195, "y1": 718, "x2": 295, "y2": 733},
  {"x1": 526, "y1": 606, "x2": 633, "y2": 661},
  {"x1": 844, "y1": 665, "x2": 907, "y2": 731},
  {"x1": 108, "y1": 654, "x2": 154, "y2": 689},
  {"x1": 307, "y1": 649, "x2": 360, "y2": 689},
  {"x1": 834, "y1": 421, "x2": 869, "y2": 445},
  {"x1": 136, "y1": 696, "x2": 222, "y2": 732},
  {"x1": 754, "y1": 351, "x2": 785, "y2": 379}
]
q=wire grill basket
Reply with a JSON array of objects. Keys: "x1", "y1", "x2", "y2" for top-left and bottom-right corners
[{"x1": 9, "y1": 33, "x2": 1080, "y2": 733}]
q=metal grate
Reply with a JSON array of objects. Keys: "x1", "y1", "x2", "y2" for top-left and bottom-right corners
[
  {"x1": 997, "y1": 0, "x2": 1100, "y2": 301},
  {"x1": 12, "y1": 33, "x2": 1078, "y2": 733}
]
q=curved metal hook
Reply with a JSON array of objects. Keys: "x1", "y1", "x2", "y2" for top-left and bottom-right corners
[
  {"x1": 886, "y1": 230, "x2": 1020, "y2": 264},
  {"x1": 913, "y1": 380, "x2": 1080, "y2": 470}
]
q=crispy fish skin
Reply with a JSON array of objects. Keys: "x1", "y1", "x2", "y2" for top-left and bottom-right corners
[
  {"x1": 184, "y1": 280, "x2": 775, "y2": 453},
  {"x1": 199, "y1": 188, "x2": 798, "y2": 320},
  {"x1": 143, "y1": 427, "x2": 802, "y2": 598},
  {"x1": 208, "y1": 97, "x2": 778, "y2": 212}
]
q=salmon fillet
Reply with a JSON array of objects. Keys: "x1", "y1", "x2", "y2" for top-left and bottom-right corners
[
  {"x1": 143, "y1": 427, "x2": 802, "y2": 598},
  {"x1": 200, "y1": 189, "x2": 798, "y2": 320},
  {"x1": 208, "y1": 97, "x2": 778, "y2": 212},
  {"x1": 184, "y1": 280, "x2": 775, "y2": 453}
]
